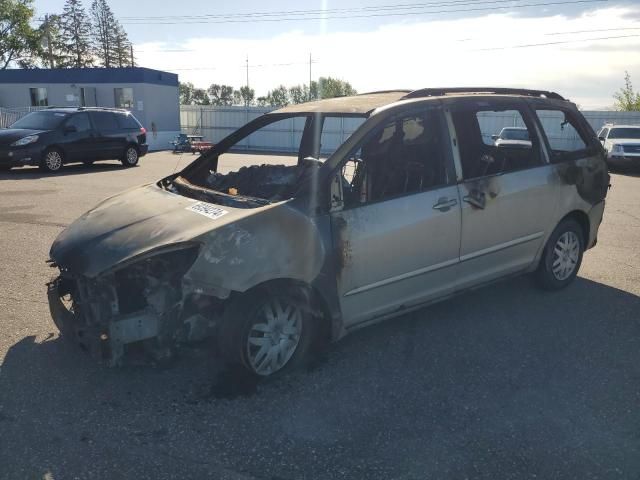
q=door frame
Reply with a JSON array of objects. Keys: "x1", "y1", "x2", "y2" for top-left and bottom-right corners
[{"x1": 326, "y1": 101, "x2": 462, "y2": 327}]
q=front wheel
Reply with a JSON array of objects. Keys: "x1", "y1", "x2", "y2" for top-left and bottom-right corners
[
  {"x1": 218, "y1": 287, "x2": 317, "y2": 377},
  {"x1": 40, "y1": 148, "x2": 64, "y2": 173},
  {"x1": 121, "y1": 145, "x2": 139, "y2": 167},
  {"x1": 536, "y1": 218, "x2": 584, "y2": 290}
]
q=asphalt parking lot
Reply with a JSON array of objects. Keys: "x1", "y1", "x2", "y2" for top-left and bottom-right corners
[{"x1": 1, "y1": 152, "x2": 639, "y2": 480}]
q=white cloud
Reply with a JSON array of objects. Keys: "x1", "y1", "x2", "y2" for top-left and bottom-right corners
[{"x1": 136, "y1": 6, "x2": 640, "y2": 108}]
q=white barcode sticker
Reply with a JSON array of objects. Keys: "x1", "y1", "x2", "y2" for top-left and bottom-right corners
[{"x1": 186, "y1": 202, "x2": 229, "y2": 220}]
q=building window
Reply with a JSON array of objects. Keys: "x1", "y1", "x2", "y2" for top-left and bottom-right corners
[
  {"x1": 30, "y1": 88, "x2": 48, "y2": 107},
  {"x1": 114, "y1": 87, "x2": 134, "y2": 109}
]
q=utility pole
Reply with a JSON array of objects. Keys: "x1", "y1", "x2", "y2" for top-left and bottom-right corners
[
  {"x1": 246, "y1": 54, "x2": 249, "y2": 89},
  {"x1": 309, "y1": 52, "x2": 312, "y2": 101},
  {"x1": 130, "y1": 44, "x2": 134, "y2": 67},
  {"x1": 45, "y1": 14, "x2": 54, "y2": 69}
]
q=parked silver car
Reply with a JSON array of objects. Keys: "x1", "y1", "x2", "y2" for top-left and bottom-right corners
[{"x1": 47, "y1": 88, "x2": 610, "y2": 377}]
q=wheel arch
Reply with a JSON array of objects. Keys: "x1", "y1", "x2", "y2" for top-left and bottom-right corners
[
  {"x1": 560, "y1": 210, "x2": 590, "y2": 245},
  {"x1": 236, "y1": 277, "x2": 333, "y2": 344},
  {"x1": 44, "y1": 144, "x2": 66, "y2": 158}
]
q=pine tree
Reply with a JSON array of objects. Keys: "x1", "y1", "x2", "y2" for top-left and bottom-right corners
[
  {"x1": 38, "y1": 14, "x2": 66, "y2": 68},
  {"x1": 113, "y1": 22, "x2": 131, "y2": 67},
  {"x1": 59, "y1": 0, "x2": 93, "y2": 67},
  {"x1": 90, "y1": 0, "x2": 117, "y2": 67}
]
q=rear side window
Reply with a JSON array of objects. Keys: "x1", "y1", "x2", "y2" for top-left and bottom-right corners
[
  {"x1": 535, "y1": 109, "x2": 590, "y2": 159},
  {"x1": 90, "y1": 112, "x2": 119, "y2": 131},
  {"x1": 117, "y1": 114, "x2": 141, "y2": 130},
  {"x1": 452, "y1": 106, "x2": 542, "y2": 179}
]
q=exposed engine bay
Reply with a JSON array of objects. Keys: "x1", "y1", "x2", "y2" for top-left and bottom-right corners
[
  {"x1": 47, "y1": 246, "x2": 226, "y2": 365},
  {"x1": 204, "y1": 159, "x2": 322, "y2": 202}
]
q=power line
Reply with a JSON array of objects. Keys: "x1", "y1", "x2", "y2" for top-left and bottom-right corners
[
  {"x1": 475, "y1": 33, "x2": 640, "y2": 50},
  {"x1": 146, "y1": 31, "x2": 640, "y2": 73},
  {"x1": 544, "y1": 26, "x2": 640, "y2": 36},
  {"x1": 162, "y1": 60, "x2": 320, "y2": 71},
  {"x1": 117, "y1": 0, "x2": 608, "y2": 25},
  {"x1": 117, "y1": 0, "x2": 547, "y2": 20}
]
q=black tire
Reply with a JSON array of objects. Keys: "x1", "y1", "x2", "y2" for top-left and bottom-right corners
[
  {"x1": 39, "y1": 148, "x2": 64, "y2": 173},
  {"x1": 121, "y1": 145, "x2": 139, "y2": 167},
  {"x1": 535, "y1": 218, "x2": 584, "y2": 290},
  {"x1": 218, "y1": 285, "x2": 318, "y2": 377}
]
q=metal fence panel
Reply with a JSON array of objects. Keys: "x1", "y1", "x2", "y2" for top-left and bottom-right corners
[{"x1": 0, "y1": 106, "x2": 45, "y2": 128}]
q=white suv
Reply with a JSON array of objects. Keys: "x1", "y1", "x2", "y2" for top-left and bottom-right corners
[{"x1": 597, "y1": 124, "x2": 640, "y2": 168}]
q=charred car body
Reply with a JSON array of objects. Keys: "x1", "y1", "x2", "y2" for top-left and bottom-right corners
[{"x1": 48, "y1": 88, "x2": 610, "y2": 376}]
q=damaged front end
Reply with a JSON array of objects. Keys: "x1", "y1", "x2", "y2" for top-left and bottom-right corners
[{"x1": 47, "y1": 244, "x2": 222, "y2": 365}]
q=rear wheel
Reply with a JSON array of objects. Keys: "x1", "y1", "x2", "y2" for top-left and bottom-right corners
[
  {"x1": 218, "y1": 286, "x2": 317, "y2": 377},
  {"x1": 121, "y1": 145, "x2": 139, "y2": 167},
  {"x1": 40, "y1": 148, "x2": 64, "y2": 173},
  {"x1": 536, "y1": 218, "x2": 584, "y2": 290}
]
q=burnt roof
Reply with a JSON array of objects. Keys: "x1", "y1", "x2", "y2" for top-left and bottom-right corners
[
  {"x1": 269, "y1": 87, "x2": 567, "y2": 115},
  {"x1": 271, "y1": 91, "x2": 410, "y2": 115}
]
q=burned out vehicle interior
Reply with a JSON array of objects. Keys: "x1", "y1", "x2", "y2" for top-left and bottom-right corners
[{"x1": 48, "y1": 88, "x2": 609, "y2": 377}]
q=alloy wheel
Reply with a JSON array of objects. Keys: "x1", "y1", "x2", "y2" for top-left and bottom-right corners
[
  {"x1": 125, "y1": 147, "x2": 138, "y2": 165},
  {"x1": 552, "y1": 231, "x2": 580, "y2": 281},
  {"x1": 246, "y1": 298, "x2": 302, "y2": 376},
  {"x1": 45, "y1": 150, "x2": 63, "y2": 171}
]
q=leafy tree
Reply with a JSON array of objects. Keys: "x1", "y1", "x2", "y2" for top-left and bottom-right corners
[
  {"x1": 317, "y1": 77, "x2": 356, "y2": 99},
  {"x1": 288, "y1": 85, "x2": 308, "y2": 104},
  {"x1": 255, "y1": 96, "x2": 269, "y2": 107},
  {"x1": 0, "y1": 0, "x2": 42, "y2": 69},
  {"x1": 192, "y1": 87, "x2": 210, "y2": 105},
  {"x1": 59, "y1": 0, "x2": 93, "y2": 68},
  {"x1": 207, "y1": 84, "x2": 234, "y2": 105},
  {"x1": 266, "y1": 85, "x2": 289, "y2": 107},
  {"x1": 613, "y1": 71, "x2": 640, "y2": 111},
  {"x1": 91, "y1": 0, "x2": 117, "y2": 67},
  {"x1": 179, "y1": 81, "x2": 194, "y2": 104},
  {"x1": 234, "y1": 86, "x2": 255, "y2": 106}
]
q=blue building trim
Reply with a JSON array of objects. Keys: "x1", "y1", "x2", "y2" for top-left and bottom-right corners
[{"x1": 0, "y1": 67, "x2": 178, "y2": 87}]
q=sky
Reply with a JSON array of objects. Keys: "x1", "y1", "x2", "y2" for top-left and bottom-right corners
[{"x1": 32, "y1": 0, "x2": 640, "y2": 109}]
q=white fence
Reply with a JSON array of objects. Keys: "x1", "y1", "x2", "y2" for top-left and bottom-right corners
[{"x1": 180, "y1": 105, "x2": 640, "y2": 154}]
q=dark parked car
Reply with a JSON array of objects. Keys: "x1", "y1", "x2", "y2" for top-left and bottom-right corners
[{"x1": 0, "y1": 107, "x2": 148, "y2": 173}]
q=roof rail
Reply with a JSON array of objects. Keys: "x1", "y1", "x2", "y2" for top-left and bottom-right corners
[
  {"x1": 403, "y1": 87, "x2": 566, "y2": 101},
  {"x1": 77, "y1": 106, "x2": 129, "y2": 112}
]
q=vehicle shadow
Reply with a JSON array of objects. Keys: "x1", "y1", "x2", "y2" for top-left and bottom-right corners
[
  {"x1": 1, "y1": 276, "x2": 639, "y2": 479},
  {"x1": 0, "y1": 161, "x2": 128, "y2": 180}
]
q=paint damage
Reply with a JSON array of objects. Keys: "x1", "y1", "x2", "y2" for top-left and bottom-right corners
[{"x1": 47, "y1": 159, "x2": 327, "y2": 366}]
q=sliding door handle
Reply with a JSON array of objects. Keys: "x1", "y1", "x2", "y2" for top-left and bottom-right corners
[{"x1": 432, "y1": 198, "x2": 458, "y2": 211}]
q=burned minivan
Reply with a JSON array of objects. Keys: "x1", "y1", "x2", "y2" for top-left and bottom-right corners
[{"x1": 48, "y1": 88, "x2": 610, "y2": 376}]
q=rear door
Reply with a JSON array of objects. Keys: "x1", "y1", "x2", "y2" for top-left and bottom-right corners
[
  {"x1": 60, "y1": 112, "x2": 95, "y2": 162},
  {"x1": 330, "y1": 105, "x2": 462, "y2": 327},
  {"x1": 447, "y1": 98, "x2": 558, "y2": 289},
  {"x1": 89, "y1": 111, "x2": 124, "y2": 159}
]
